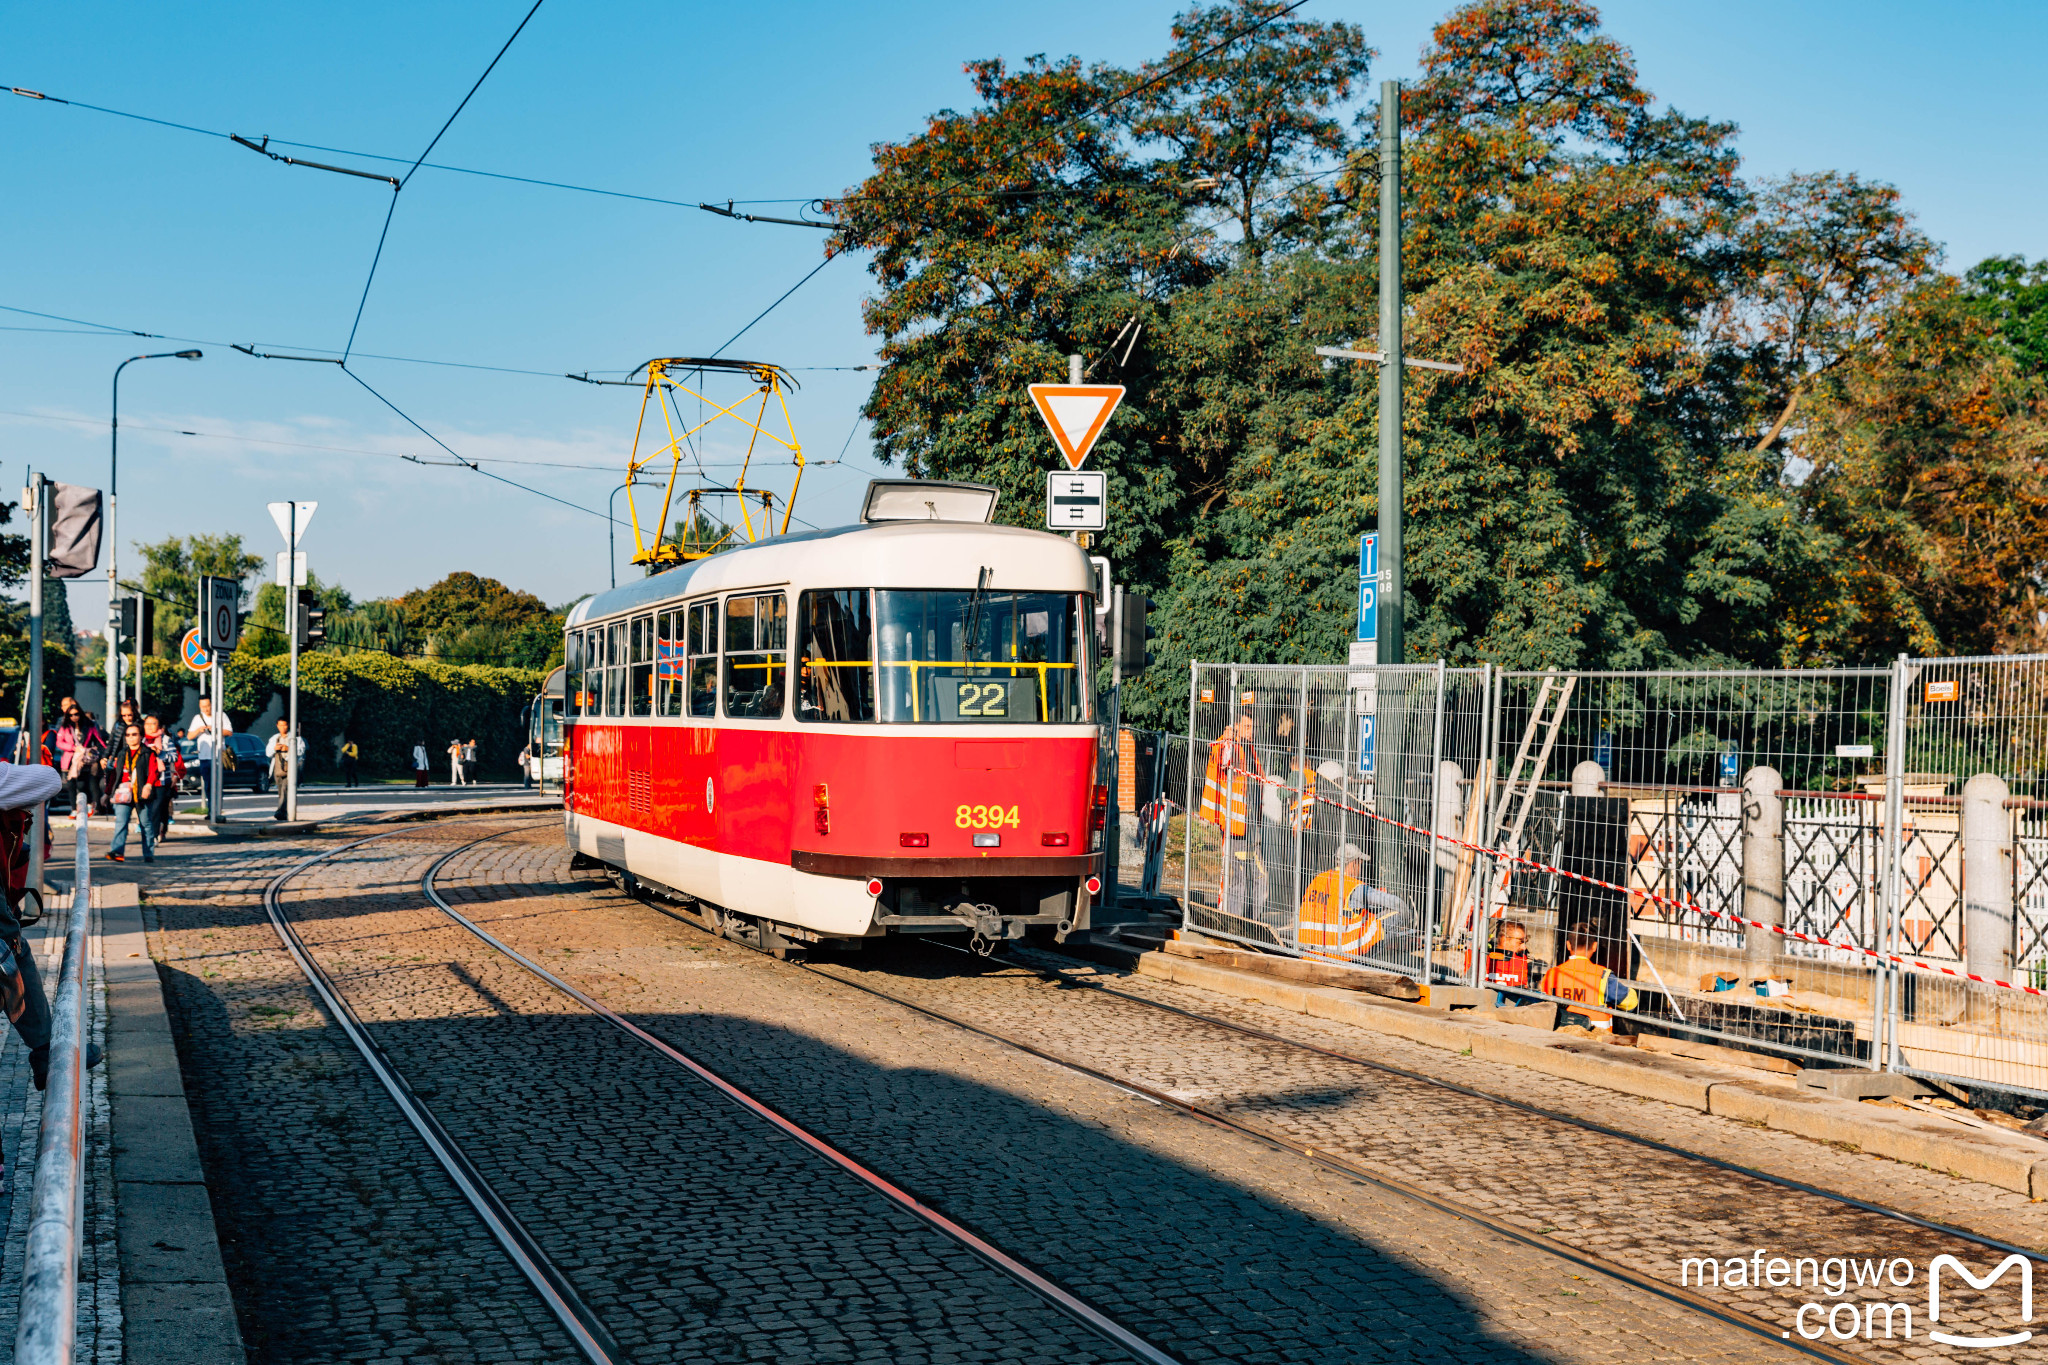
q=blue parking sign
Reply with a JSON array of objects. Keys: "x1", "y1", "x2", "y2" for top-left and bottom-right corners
[
  {"x1": 1358, "y1": 715, "x2": 1375, "y2": 775},
  {"x1": 1357, "y1": 533, "x2": 1379, "y2": 642}
]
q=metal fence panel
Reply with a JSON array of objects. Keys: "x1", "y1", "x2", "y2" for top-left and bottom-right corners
[{"x1": 1181, "y1": 663, "x2": 1486, "y2": 983}]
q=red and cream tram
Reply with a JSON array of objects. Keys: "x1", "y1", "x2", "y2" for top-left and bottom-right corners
[{"x1": 562, "y1": 480, "x2": 1104, "y2": 951}]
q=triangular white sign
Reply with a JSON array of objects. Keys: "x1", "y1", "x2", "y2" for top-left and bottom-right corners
[
  {"x1": 1028, "y1": 384, "x2": 1124, "y2": 470},
  {"x1": 267, "y1": 500, "x2": 318, "y2": 545}
]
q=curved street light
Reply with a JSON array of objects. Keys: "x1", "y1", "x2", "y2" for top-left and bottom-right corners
[{"x1": 108, "y1": 350, "x2": 202, "y2": 714}]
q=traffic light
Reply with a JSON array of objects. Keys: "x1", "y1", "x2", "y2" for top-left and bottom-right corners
[
  {"x1": 118, "y1": 597, "x2": 136, "y2": 642},
  {"x1": 137, "y1": 595, "x2": 155, "y2": 655},
  {"x1": 293, "y1": 588, "x2": 326, "y2": 648},
  {"x1": 1118, "y1": 594, "x2": 1156, "y2": 675}
]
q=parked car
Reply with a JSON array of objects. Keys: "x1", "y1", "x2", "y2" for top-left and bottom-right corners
[
  {"x1": 177, "y1": 738, "x2": 203, "y2": 795},
  {"x1": 219, "y1": 732, "x2": 272, "y2": 793}
]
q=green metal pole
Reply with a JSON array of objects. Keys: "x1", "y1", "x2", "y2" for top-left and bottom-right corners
[{"x1": 1377, "y1": 79, "x2": 1403, "y2": 666}]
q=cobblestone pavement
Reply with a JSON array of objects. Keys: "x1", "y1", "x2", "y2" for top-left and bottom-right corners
[
  {"x1": 427, "y1": 822, "x2": 1808, "y2": 1364},
  {"x1": 132, "y1": 815, "x2": 2041, "y2": 1363}
]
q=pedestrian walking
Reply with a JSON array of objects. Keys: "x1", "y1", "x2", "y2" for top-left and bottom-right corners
[
  {"x1": 462, "y1": 738, "x2": 479, "y2": 785},
  {"x1": 49, "y1": 698, "x2": 105, "y2": 819},
  {"x1": 339, "y1": 737, "x2": 360, "y2": 788},
  {"x1": 517, "y1": 741, "x2": 532, "y2": 788},
  {"x1": 184, "y1": 697, "x2": 232, "y2": 803},
  {"x1": 107, "y1": 724, "x2": 168, "y2": 863},
  {"x1": 412, "y1": 740, "x2": 431, "y2": 788},
  {"x1": 0, "y1": 754, "x2": 97, "y2": 1092},
  {"x1": 447, "y1": 738, "x2": 466, "y2": 787},
  {"x1": 140, "y1": 715, "x2": 181, "y2": 843},
  {"x1": 265, "y1": 719, "x2": 304, "y2": 821}
]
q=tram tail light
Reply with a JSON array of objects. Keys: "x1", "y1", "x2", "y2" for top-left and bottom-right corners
[
  {"x1": 813, "y1": 784, "x2": 830, "y2": 834},
  {"x1": 899, "y1": 832, "x2": 929, "y2": 848},
  {"x1": 1089, "y1": 784, "x2": 1107, "y2": 833},
  {"x1": 813, "y1": 784, "x2": 830, "y2": 807},
  {"x1": 865, "y1": 878, "x2": 884, "y2": 897},
  {"x1": 1041, "y1": 832, "x2": 1070, "y2": 847},
  {"x1": 815, "y1": 809, "x2": 831, "y2": 834}
]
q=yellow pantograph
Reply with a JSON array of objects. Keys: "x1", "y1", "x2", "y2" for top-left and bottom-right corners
[{"x1": 622, "y1": 357, "x2": 805, "y2": 565}]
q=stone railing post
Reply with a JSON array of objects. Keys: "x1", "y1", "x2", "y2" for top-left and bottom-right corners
[
  {"x1": 1961, "y1": 772, "x2": 2014, "y2": 979},
  {"x1": 1742, "y1": 765, "x2": 1785, "y2": 976}
]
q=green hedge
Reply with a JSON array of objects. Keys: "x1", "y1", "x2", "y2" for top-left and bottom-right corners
[{"x1": 224, "y1": 653, "x2": 544, "y2": 779}]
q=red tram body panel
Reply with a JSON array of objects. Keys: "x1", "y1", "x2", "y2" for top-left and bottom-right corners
[{"x1": 562, "y1": 512, "x2": 1102, "y2": 943}]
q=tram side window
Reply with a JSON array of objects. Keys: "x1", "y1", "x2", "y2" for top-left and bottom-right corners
[
  {"x1": 686, "y1": 600, "x2": 718, "y2": 719},
  {"x1": 723, "y1": 593, "x2": 787, "y2": 719},
  {"x1": 655, "y1": 609, "x2": 684, "y2": 717},
  {"x1": 797, "y1": 590, "x2": 874, "y2": 723},
  {"x1": 630, "y1": 614, "x2": 654, "y2": 717},
  {"x1": 605, "y1": 621, "x2": 628, "y2": 717},
  {"x1": 566, "y1": 631, "x2": 587, "y2": 715}
]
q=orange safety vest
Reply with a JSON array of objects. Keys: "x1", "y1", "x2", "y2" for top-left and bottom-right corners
[
  {"x1": 1200, "y1": 738, "x2": 1260, "y2": 838},
  {"x1": 1288, "y1": 768, "x2": 1316, "y2": 833},
  {"x1": 1297, "y1": 869, "x2": 1385, "y2": 958},
  {"x1": 1538, "y1": 953, "x2": 1636, "y2": 1027}
]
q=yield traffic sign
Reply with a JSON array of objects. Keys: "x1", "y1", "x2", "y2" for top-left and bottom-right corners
[
  {"x1": 267, "y1": 500, "x2": 317, "y2": 545},
  {"x1": 1027, "y1": 384, "x2": 1124, "y2": 469}
]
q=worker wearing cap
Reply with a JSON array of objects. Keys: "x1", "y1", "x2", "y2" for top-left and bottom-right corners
[
  {"x1": 1297, "y1": 843, "x2": 1410, "y2": 960},
  {"x1": 1539, "y1": 921, "x2": 1639, "y2": 1030}
]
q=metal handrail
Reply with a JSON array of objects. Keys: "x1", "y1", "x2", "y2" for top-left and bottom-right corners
[{"x1": 15, "y1": 814, "x2": 90, "y2": 1363}]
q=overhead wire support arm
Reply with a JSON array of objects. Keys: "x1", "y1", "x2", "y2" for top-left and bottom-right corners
[
  {"x1": 1315, "y1": 345, "x2": 1465, "y2": 375},
  {"x1": 232, "y1": 343, "x2": 345, "y2": 364},
  {"x1": 229, "y1": 134, "x2": 401, "y2": 189},
  {"x1": 698, "y1": 201, "x2": 836, "y2": 231}
]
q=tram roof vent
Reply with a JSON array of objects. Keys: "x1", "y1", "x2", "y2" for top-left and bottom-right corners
[{"x1": 860, "y1": 480, "x2": 1000, "y2": 525}]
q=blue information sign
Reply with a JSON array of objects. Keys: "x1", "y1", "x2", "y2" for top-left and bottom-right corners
[
  {"x1": 1358, "y1": 715, "x2": 1375, "y2": 775},
  {"x1": 1357, "y1": 532, "x2": 1379, "y2": 642},
  {"x1": 1594, "y1": 730, "x2": 1612, "y2": 770},
  {"x1": 1718, "y1": 749, "x2": 1739, "y2": 788}
]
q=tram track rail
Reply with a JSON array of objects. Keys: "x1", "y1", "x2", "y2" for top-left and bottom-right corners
[{"x1": 261, "y1": 819, "x2": 1185, "y2": 1365}]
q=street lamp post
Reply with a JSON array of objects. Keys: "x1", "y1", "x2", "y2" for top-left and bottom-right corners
[{"x1": 109, "y1": 351, "x2": 201, "y2": 719}]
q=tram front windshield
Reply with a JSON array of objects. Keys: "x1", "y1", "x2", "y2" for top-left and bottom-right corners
[{"x1": 873, "y1": 590, "x2": 1086, "y2": 724}]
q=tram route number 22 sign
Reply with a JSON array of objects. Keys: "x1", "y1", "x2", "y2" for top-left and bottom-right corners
[{"x1": 935, "y1": 674, "x2": 1034, "y2": 722}]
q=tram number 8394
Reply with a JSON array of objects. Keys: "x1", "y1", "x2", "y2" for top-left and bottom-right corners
[{"x1": 956, "y1": 804, "x2": 1022, "y2": 830}]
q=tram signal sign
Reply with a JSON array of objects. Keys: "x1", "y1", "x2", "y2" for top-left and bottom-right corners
[
  {"x1": 1028, "y1": 384, "x2": 1124, "y2": 469},
  {"x1": 1045, "y1": 471, "x2": 1106, "y2": 530}
]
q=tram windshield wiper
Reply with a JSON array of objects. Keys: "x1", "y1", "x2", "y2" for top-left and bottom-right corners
[{"x1": 962, "y1": 566, "x2": 992, "y2": 656}]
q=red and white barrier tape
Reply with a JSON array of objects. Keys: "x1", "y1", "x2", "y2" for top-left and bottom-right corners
[{"x1": 1213, "y1": 765, "x2": 2044, "y2": 999}]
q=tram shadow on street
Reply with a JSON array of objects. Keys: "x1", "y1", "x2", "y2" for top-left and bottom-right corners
[{"x1": 162, "y1": 946, "x2": 1569, "y2": 1365}]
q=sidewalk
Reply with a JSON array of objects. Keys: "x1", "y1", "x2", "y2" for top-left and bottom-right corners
[{"x1": 0, "y1": 834, "x2": 244, "y2": 1365}]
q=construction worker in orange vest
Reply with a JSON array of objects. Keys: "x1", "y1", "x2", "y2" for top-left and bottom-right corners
[
  {"x1": 1539, "y1": 921, "x2": 1639, "y2": 1031},
  {"x1": 1298, "y1": 843, "x2": 1383, "y2": 958},
  {"x1": 1200, "y1": 708, "x2": 1268, "y2": 922}
]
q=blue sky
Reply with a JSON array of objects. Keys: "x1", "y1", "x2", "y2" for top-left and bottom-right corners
[{"x1": 4, "y1": 1, "x2": 2043, "y2": 636}]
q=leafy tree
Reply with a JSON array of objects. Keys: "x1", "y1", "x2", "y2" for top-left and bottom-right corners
[
  {"x1": 1960, "y1": 255, "x2": 2048, "y2": 376},
  {"x1": 396, "y1": 572, "x2": 552, "y2": 637},
  {"x1": 135, "y1": 533, "x2": 264, "y2": 654},
  {"x1": 234, "y1": 571, "x2": 350, "y2": 660},
  {"x1": 1793, "y1": 278, "x2": 2048, "y2": 656}
]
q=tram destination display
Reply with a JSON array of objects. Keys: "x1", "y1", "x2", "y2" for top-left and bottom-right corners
[{"x1": 931, "y1": 673, "x2": 1038, "y2": 722}]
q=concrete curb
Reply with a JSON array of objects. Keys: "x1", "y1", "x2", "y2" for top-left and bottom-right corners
[
  {"x1": 100, "y1": 883, "x2": 247, "y2": 1365},
  {"x1": 1121, "y1": 948, "x2": 2048, "y2": 1200}
]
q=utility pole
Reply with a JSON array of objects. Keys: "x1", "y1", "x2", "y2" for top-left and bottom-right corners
[
  {"x1": 24, "y1": 472, "x2": 45, "y2": 896},
  {"x1": 1377, "y1": 78, "x2": 1404, "y2": 666},
  {"x1": 287, "y1": 503, "x2": 300, "y2": 823}
]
